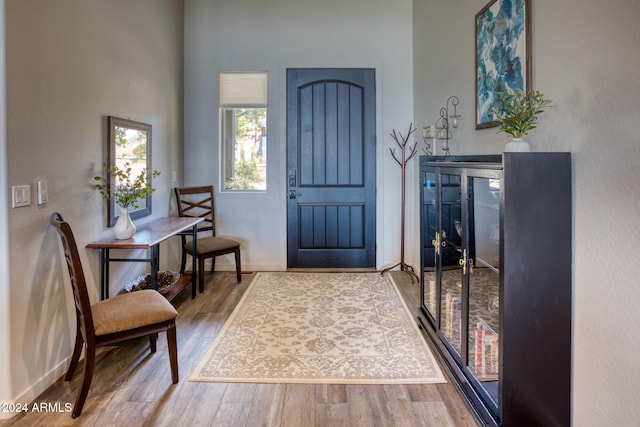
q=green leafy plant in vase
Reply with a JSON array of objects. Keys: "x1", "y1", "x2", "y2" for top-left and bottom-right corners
[
  {"x1": 94, "y1": 162, "x2": 160, "y2": 239},
  {"x1": 491, "y1": 88, "x2": 552, "y2": 152}
]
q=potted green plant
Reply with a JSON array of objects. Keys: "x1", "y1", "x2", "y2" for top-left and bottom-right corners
[
  {"x1": 491, "y1": 88, "x2": 552, "y2": 152},
  {"x1": 94, "y1": 162, "x2": 160, "y2": 239}
]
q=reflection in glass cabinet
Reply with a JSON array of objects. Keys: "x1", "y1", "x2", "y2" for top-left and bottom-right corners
[
  {"x1": 421, "y1": 170, "x2": 437, "y2": 319},
  {"x1": 419, "y1": 159, "x2": 503, "y2": 418},
  {"x1": 440, "y1": 173, "x2": 462, "y2": 355},
  {"x1": 467, "y1": 176, "x2": 501, "y2": 405}
]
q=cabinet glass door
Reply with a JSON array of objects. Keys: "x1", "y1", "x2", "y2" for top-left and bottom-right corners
[
  {"x1": 421, "y1": 170, "x2": 438, "y2": 321},
  {"x1": 466, "y1": 175, "x2": 501, "y2": 408},
  {"x1": 439, "y1": 173, "x2": 463, "y2": 355}
]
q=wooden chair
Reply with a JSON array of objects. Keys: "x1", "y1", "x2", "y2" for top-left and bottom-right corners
[
  {"x1": 174, "y1": 185, "x2": 241, "y2": 292},
  {"x1": 49, "y1": 212, "x2": 179, "y2": 418}
]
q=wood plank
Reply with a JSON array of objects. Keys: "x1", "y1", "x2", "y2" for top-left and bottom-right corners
[
  {"x1": 437, "y1": 383, "x2": 482, "y2": 427},
  {"x1": 347, "y1": 385, "x2": 394, "y2": 427},
  {"x1": 281, "y1": 384, "x2": 316, "y2": 426},
  {"x1": 245, "y1": 384, "x2": 286, "y2": 427},
  {"x1": 0, "y1": 272, "x2": 479, "y2": 427},
  {"x1": 412, "y1": 401, "x2": 458, "y2": 427},
  {"x1": 315, "y1": 383, "x2": 347, "y2": 404},
  {"x1": 173, "y1": 382, "x2": 227, "y2": 426},
  {"x1": 387, "y1": 400, "x2": 422, "y2": 427},
  {"x1": 211, "y1": 402, "x2": 251, "y2": 427},
  {"x1": 316, "y1": 402, "x2": 349, "y2": 426}
]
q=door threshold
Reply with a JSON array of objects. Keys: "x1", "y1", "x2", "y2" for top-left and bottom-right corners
[{"x1": 287, "y1": 267, "x2": 378, "y2": 273}]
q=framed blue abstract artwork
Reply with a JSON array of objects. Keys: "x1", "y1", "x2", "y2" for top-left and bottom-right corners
[{"x1": 475, "y1": 0, "x2": 531, "y2": 129}]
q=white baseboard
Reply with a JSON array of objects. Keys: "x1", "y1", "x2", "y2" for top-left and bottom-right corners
[
  {"x1": 1, "y1": 355, "x2": 71, "y2": 419},
  {"x1": 209, "y1": 260, "x2": 283, "y2": 272}
]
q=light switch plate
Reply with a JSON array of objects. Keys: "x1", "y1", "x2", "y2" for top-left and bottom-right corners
[
  {"x1": 12, "y1": 185, "x2": 30, "y2": 208},
  {"x1": 37, "y1": 180, "x2": 48, "y2": 204}
]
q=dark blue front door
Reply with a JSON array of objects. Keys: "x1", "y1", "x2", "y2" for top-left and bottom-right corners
[{"x1": 287, "y1": 68, "x2": 376, "y2": 268}]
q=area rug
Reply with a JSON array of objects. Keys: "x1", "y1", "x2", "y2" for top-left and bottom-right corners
[{"x1": 190, "y1": 272, "x2": 446, "y2": 384}]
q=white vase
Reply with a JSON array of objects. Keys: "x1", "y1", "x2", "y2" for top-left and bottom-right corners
[
  {"x1": 505, "y1": 138, "x2": 531, "y2": 152},
  {"x1": 113, "y1": 207, "x2": 136, "y2": 239}
]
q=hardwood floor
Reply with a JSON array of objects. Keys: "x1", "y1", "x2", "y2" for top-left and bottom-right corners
[{"x1": 1, "y1": 272, "x2": 479, "y2": 427}]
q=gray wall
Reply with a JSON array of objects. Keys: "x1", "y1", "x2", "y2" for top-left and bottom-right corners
[
  {"x1": 413, "y1": 1, "x2": 640, "y2": 425},
  {"x1": 0, "y1": 0, "x2": 10, "y2": 411},
  {"x1": 2, "y1": 0, "x2": 184, "y2": 410},
  {"x1": 184, "y1": 0, "x2": 416, "y2": 272},
  {"x1": 2, "y1": 1, "x2": 639, "y2": 425}
]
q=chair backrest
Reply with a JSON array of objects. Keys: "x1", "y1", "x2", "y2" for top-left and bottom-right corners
[
  {"x1": 174, "y1": 185, "x2": 216, "y2": 237},
  {"x1": 50, "y1": 212, "x2": 96, "y2": 343}
]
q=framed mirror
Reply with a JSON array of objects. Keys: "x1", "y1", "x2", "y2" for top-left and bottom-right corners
[{"x1": 107, "y1": 116, "x2": 153, "y2": 226}]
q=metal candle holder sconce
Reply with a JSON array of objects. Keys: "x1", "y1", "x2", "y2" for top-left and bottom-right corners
[{"x1": 422, "y1": 95, "x2": 460, "y2": 157}]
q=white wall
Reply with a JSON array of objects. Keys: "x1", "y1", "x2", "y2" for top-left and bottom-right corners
[
  {"x1": 3, "y1": 0, "x2": 184, "y2": 411},
  {"x1": 184, "y1": 0, "x2": 416, "y2": 271},
  {"x1": 0, "y1": 0, "x2": 11, "y2": 417},
  {"x1": 5, "y1": 1, "x2": 638, "y2": 424},
  {"x1": 414, "y1": 1, "x2": 640, "y2": 425}
]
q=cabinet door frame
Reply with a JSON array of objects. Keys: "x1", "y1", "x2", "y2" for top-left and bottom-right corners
[
  {"x1": 435, "y1": 166, "x2": 466, "y2": 361},
  {"x1": 462, "y1": 166, "x2": 503, "y2": 416},
  {"x1": 419, "y1": 159, "x2": 503, "y2": 420},
  {"x1": 419, "y1": 166, "x2": 440, "y2": 327}
]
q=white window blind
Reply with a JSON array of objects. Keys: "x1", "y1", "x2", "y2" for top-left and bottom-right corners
[{"x1": 219, "y1": 72, "x2": 268, "y2": 107}]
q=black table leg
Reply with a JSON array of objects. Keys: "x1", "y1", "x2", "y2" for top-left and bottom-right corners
[
  {"x1": 191, "y1": 224, "x2": 197, "y2": 299},
  {"x1": 100, "y1": 248, "x2": 109, "y2": 300},
  {"x1": 150, "y1": 245, "x2": 160, "y2": 291}
]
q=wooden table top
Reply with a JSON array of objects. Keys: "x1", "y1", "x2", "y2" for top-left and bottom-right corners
[{"x1": 86, "y1": 217, "x2": 203, "y2": 249}]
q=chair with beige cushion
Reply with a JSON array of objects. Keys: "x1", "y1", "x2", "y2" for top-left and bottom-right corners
[
  {"x1": 50, "y1": 212, "x2": 179, "y2": 418},
  {"x1": 174, "y1": 185, "x2": 242, "y2": 292}
]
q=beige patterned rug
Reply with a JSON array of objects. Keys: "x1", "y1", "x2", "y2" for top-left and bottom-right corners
[{"x1": 190, "y1": 272, "x2": 446, "y2": 384}]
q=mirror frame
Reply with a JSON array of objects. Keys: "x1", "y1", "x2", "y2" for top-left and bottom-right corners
[{"x1": 107, "y1": 116, "x2": 153, "y2": 226}]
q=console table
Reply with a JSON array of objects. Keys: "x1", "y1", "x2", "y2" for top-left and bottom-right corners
[{"x1": 87, "y1": 217, "x2": 203, "y2": 301}]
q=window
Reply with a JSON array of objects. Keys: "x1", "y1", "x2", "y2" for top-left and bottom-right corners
[{"x1": 220, "y1": 72, "x2": 267, "y2": 191}]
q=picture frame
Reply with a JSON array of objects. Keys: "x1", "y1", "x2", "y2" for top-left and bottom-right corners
[{"x1": 475, "y1": 0, "x2": 531, "y2": 129}]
